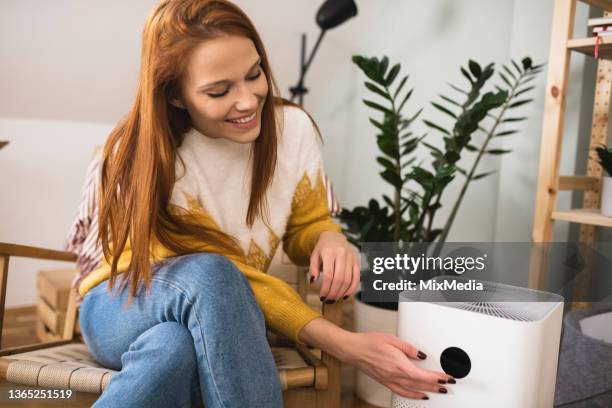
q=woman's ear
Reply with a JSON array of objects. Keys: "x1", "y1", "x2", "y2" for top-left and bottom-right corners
[{"x1": 169, "y1": 97, "x2": 186, "y2": 109}]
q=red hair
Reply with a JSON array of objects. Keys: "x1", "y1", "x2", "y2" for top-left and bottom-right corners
[{"x1": 98, "y1": 0, "x2": 284, "y2": 305}]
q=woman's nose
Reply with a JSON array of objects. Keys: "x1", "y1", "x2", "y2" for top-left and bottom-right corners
[{"x1": 234, "y1": 83, "x2": 258, "y2": 112}]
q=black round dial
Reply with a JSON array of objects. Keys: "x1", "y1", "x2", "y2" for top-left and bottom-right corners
[{"x1": 440, "y1": 346, "x2": 471, "y2": 379}]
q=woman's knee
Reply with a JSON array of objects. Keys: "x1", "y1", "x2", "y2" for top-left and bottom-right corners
[
  {"x1": 156, "y1": 252, "x2": 251, "y2": 296},
  {"x1": 125, "y1": 322, "x2": 197, "y2": 371}
]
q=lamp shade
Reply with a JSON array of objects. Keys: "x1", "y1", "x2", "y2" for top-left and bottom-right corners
[{"x1": 316, "y1": 0, "x2": 357, "y2": 30}]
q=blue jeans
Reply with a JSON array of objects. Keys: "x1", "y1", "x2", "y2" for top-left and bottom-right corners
[{"x1": 78, "y1": 253, "x2": 283, "y2": 408}]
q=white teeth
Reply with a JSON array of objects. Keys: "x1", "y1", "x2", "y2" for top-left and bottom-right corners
[{"x1": 228, "y1": 113, "x2": 256, "y2": 124}]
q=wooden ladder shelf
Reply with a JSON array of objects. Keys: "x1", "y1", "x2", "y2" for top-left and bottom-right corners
[{"x1": 530, "y1": 0, "x2": 612, "y2": 289}]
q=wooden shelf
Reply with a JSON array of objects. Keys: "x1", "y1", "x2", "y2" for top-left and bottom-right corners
[
  {"x1": 568, "y1": 36, "x2": 612, "y2": 59},
  {"x1": 558, "y1": 175, "x2": 599, "y2": 191},
  {"x1": 0, "y1": 141, "x2": 8, "y2": 150},
  {"x1": 552, "y1": 208, "x2": 612, "y2": 227},
  {"x1": 579, "y1": 0, "x2": 612, "y2": 10}
]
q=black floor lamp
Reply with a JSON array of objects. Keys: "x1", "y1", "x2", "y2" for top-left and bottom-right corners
[{"x1": 289, "y1": 0, "x2": 358, "y2": 106}]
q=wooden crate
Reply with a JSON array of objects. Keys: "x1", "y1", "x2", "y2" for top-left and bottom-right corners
[{"x1": 35, "y1": 268, "x2": 81, "y2": 341}]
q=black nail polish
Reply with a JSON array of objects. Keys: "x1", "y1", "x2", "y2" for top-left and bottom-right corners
[
  {"x1": 439, "y1": 387, "x2": 447, "y2": 394},
  {"x1": 325, "y1": 299, "x2": 335, "y2": 304},
  {"x1": 320, "y1": 297, "x2": 325, "y2": 302},
  {"x1": 417, "y1": 351, "x2": 427, "y2": 360},
  {"x1": 343, "y1": 295, "x2": 349, "y2": 300},
  {"x1": 310, "y1": 276, "x2": 315, "y2": 284},
  {"x1": 438, "y1": 379, "x2": 447, "y2": 384},
  {"x1": 448, "y1": 378, "x2": 456, "y2": 384},
  {"x1": 422, "y1": 396, "x2": 429, "y2": 400}
]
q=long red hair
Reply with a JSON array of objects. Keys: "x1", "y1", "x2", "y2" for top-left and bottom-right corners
[{"x1": 98, "y1": 0, "x2": 285, "y2": 304}]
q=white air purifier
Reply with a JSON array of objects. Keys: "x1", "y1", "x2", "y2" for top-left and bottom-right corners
[{"x1": 392, "y1": 276, "x2": 564, "y2": 408}]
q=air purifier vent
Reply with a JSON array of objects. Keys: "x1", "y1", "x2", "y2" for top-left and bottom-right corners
[
  {"x1": 399, "y1": 276, "x2": 563, "y2": 322},
  {"x1": 392, "y1": 395, "x2": 425, "y2": 408},
  {"x1": 452, "y1": 301, "x2": 535, "y2": 321}
]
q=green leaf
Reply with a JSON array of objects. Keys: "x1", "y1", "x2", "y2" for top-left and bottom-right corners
[
  {"x1": 511, "y1": 59, "x2": 522, "y2": 75},
  {"x1": 369, "y1": 118, "x2": 395, "y2": 134},
  {"x1": 382, "y1": 194, "x2": 394, "y2": 208},
  {"x1": 377, "y1": 136, "x2": 399, "y2": 158},
  {"x1": 403, "y1": 106, "x2": 422, "y2": 126},
  {"x1": 472, "y1": 170, "x2": 496, "y2": 180},
  {"x1": 394, "y1": 75, "x2": 409, "y2": 99},
  {"x1": 522, "y1": 57, "x2": 533, "y2": 70},
  {"x1": 494, "y1": 129, "x2": 518, "y2": 137},
  {"x1": 423, "y1": 119, "x2": 451, "y2": 136},
  {"x1": 449, "y1": 83, "x2": 468, "y2": 95},
  {"x1": 514, "y1": 86, "x2": 535, "y2": 98},
  {"x1": 461, "y1": 67, "x2": 474, "y2": 83},
  {"x1": 411, "y1": 167, "x2": 434, "y2": 188},
  {"x1": 365, "y1": 81, "x2": 391, "y2": 100},
  {"x1": 509, "y1": 99, "x2": 533, "y2": 108},
  {"x1": 363, "y1": 99, "x2": 393, "y2": 115},
  {"x1": 502, "y1": 65, "x2": 517, "y2": 80},
  {"x1": 465, "y1": 144, "x2": 478, "y2": 152},
  {"x1": 468, "y1": 60, "x2": 482, "y2": 78},
  {"x1": 381, "y1": 168, "x2": 403, "y2": 189},
  {"x1": 431, "y1": 102, "x2": 457, "y2": 119},
  {"x1": 398, "y1": 88, "x2": 414, "y2": 112},
  {"x1": 379, "y1": 56, "x2": 389, "y2": 76},
  {"x1": 386, "y1": 64, "x2": 401, "y2": 86},
  {"x1": 486, "y1": 148, "x2": 512, "y2": 155},
  {"x1": 502, "y1": 116, "x2": 527, "y2": 123},
  {"x1": 421, "y1": 141, "x2": 442, "y2": 154},
  {"x1": 377, "y1": 156, "x2": 396, "y2": 170},
  {"x1": 439, "y1": 94, "x2": 461, "y2": 107},
  {"x1": 499, "y1": 72, "x2": 512, "y2": 88}
]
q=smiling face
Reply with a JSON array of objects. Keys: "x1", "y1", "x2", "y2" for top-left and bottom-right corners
[{"x1": 172, "y1": 35, "x2": 269, "y2": 143}]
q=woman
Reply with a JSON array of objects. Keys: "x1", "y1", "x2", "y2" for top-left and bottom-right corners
[{"x1": 75, "y1": 1, "x2": 454, "y2": 407}]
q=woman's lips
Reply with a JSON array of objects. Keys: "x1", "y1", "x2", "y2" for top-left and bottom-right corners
[{"x1": 225, "y1": 112, "x2": 257, "y2": 129}]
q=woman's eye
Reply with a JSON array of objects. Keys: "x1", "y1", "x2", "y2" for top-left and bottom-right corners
[
  {"x1": 247, "y1": 70, "x2": 262, "y2": 81},
  {"x1": 207, "y1": 89, "x2": 229, "y2": 98}
]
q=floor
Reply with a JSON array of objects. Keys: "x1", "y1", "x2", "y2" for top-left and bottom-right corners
[{"x1": 1, "y1": 297, "x2": 380, "y2": 408}]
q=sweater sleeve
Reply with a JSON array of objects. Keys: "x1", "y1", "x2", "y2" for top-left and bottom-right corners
[
  {"x1": 227, "y1": 256, "x2": 322, "y2": 345},
  {"x1": 282, "y1": 111, "x2": 342, "y2": 266}
]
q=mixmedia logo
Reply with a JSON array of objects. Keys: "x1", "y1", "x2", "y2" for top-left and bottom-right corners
[{"x1": 371, "y1": 253, "x2": 488, "y2": 275}]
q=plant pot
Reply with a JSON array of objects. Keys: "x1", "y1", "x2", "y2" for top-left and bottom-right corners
[
  {"x1": 353, "y1": 292, "x2": 398, "y2": 407},
  {"x1": 602, "y1": 176, "x2": 612, "y2": 217}
]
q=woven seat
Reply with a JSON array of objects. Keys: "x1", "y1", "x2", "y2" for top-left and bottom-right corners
[
  {"x1": 1, "y1": 342, "x2": 315, "y2": 394},
  {"x1": 0, "y1": 242, "x2": 343, "y2": 407}
]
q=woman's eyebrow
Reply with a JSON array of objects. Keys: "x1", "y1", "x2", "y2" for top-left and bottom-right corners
[{"x1": 197, "y1": 58, "x2": 261, "y2": 91}]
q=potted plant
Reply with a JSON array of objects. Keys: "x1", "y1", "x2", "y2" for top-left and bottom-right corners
[
  {"x1": 596, "y1": 145, "x2": 612, "y2": 216},
  {"x1": 341, "y1": 54, "x2": 542, "y2": 407}
]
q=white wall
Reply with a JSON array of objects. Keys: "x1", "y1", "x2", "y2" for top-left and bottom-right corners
[{"x1": 0, "y1": 0, "x2": 594, "y2": 306}]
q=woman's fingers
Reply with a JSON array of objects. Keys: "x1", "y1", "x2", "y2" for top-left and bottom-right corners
[
  {"x1": 326, "y1": 249, "x2": 346, "y2": 301},
  {"x1": 345, "y1": 259, "x2": 360, "y2": 298},
  {"x1": 309, "y1": 248, "x2": 321, "y2": 284},
  {"x1": 396, "y1": 377, "x2": 449, "y2": 394},
  {"x1": 387, "y1": 382, "x2": 427, "y2": 400},
  {"x1": 387, "y1": 336, "x2": 454, "y2": 384},
  {"x1": 319, "y1": 251, "x2": 335, "y2": 299},
  {"x1": 388, "y1": 335, "x2": 426, "y2": 360}
]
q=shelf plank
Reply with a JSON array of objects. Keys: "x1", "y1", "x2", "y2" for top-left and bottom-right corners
[
  {"x1": 568, "y1": 36, "x2": 612, "y2": 59},
  {"x1": 558, "y1": 175, "x2": 599, "y2": 190},
  {"x1": 552, "y1": 208, "x2": 612, "y2": 227},
  {"x1": 579, "y1": 0, "x2": 612, "y2": 10}
]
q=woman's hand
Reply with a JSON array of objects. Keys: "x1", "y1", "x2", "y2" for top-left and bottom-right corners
[
  {"x1": 346, "y1": 331, "x2": 455, "y2": 400},
  {"x1": 310, "y1": 231, "x2": 360, "y2": 302}
]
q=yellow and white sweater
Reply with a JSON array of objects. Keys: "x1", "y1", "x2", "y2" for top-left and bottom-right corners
[{"x1": 77, "y1": 105, "x2": 341, "y2": 344}]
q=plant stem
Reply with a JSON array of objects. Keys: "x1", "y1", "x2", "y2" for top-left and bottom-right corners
[
  {"x1": 385, "y1": 84, "x2": 402, "y2": 242},
  {"x1": 434, "y1": 71, "x2": 525, "y2": 253}
]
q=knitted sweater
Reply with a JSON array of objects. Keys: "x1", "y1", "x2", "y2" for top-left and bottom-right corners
[{"x1": 73, "y1": 105, "x2": 341, "y2": 344}]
